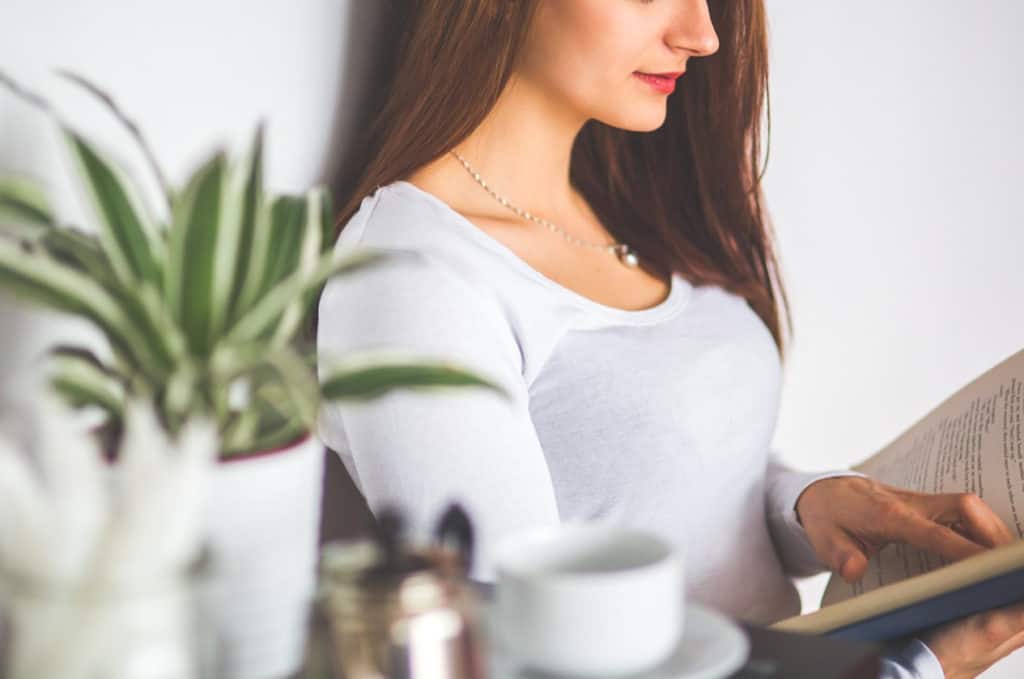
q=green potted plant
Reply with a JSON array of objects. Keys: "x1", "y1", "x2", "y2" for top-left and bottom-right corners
[{"x1": 0, "y1": 70, "x2": 509, "y2": 679}]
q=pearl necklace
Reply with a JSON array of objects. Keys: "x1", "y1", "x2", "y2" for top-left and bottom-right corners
[{"x1": 450, "y1": 150, "x2": 641, "y2": 268}]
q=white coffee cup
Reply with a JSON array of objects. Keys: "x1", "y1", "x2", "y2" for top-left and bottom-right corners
[{"x1": 491, "y1": 521, "x2": 685, "y2": 676}]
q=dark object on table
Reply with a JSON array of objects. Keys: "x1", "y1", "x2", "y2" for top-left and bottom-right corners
[{"x1": 730, "y1": 624, "x2": 881, "y2": 679}]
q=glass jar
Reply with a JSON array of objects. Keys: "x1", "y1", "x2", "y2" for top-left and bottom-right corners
[
  {"x1": 0, "y1": 558, "x2": 215, "y2": 679},
  {"x1": 317, "y1": 503, "x2": 488, "y2": 679}
]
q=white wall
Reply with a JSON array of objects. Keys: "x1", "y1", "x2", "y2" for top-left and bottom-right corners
[
  {"x1": 765, "y1": 1, "x2": 1024, "y2": 675},
  {"x1": 2, "y1": 0, "x2": 1022, "y2": 674}
]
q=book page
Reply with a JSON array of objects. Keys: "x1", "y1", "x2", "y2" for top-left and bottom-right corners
[{"x1": 821, "y1": 347, "x2": 1024, "y2": 608}]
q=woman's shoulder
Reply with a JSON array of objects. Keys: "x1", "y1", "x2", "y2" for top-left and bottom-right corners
[
  {"x1": 317, "y1": 188, "x2": 529, "y2": 395},
  {"x1": 335, "y1": 180, "x2": 472, "y2": 256},
  {"x1": 323, "y1": 182, "x2": 522, "y2": 340},
  {"x1": 324, "y1": 179, "x2": 602, "y2": 386},
  {"x1": 333, "y1": 180, "x2": 559, "y2": 320}
]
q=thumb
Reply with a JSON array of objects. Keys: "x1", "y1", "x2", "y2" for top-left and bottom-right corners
[{"x1": 825, "y1": 529, "x2": 870, "y2": 583}]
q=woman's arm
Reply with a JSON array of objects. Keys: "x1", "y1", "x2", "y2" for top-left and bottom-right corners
[
  {"x1": 764, "y1": 458, "x2": 950, "y2": 675},
  {"x1": 764, "y1": 449, "x2": 869, "y2": 577},
  {"x1": 315, "y1": 246, "x2": 561, "y2": 582},
  {"x1": 763, "y1": 455, "x2": 946, "y2": 675},
  {"x1": 794, "y1": 475, "x2": 1024, "y2": 677}
]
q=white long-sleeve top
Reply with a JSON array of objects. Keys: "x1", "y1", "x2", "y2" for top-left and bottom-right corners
[{"x1": 315, "y1": 180, "x2": 944, "y2": 678}]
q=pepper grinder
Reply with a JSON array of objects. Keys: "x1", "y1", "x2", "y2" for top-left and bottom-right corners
[{"x1": 319, "y1": 502, "x2": 488, "y2": 679}]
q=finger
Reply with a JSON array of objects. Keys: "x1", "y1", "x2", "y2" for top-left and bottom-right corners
[
  {"x1": 884, "y1": 507, "x2": 989, "y2": 563},
  {"x1": 822, "y1": 528, "x2": 870, "y2": 583},
  {"x1": 955, "y1": 494, "x2": 1016, "y2": 547},
  {"x1": 907, "y1": 492, "x2": 1016, "y2": 548}
]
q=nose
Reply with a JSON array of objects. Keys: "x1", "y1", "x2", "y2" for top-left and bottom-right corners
[{"x1": 666, "y1": 0, "x2": 720, "y2": 58}]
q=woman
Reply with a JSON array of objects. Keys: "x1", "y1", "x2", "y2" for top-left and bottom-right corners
[{"x1": 315, "y1": 1, "x2": 1024, "y2": 676}]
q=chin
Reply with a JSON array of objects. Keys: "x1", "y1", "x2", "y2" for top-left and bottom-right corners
[{"x1": 601, "y1": 109, "x2": 668, "y2": 133}]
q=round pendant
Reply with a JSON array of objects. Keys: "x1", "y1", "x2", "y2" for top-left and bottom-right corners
[{"x1": 615, "y1": 244, "x2": 640, "y2": 268}]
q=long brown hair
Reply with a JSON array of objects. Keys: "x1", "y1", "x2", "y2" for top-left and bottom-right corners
[{"x1": 327, "y1": 0, "x2": 792, "y2": 357}]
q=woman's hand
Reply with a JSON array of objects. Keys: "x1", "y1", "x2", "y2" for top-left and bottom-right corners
[
  {"x1": 794, "y1": 476, "x2": 1014, "y2": 583},
  {"x1": 796, "y1": 476, "x2": 1022, "y2": 678},
  {"x1": 918, "y1": 600, "x2": 1024, "y2": 679}
]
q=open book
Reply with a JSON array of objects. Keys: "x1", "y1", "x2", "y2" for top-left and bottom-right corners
[{"x1": 771, "y1": 347, "x2": 1024, "y2": 641}]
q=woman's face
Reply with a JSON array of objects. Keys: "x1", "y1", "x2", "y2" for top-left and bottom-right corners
[{"x1": 517, "y1": 0, "x2": 720, "y2": 131}]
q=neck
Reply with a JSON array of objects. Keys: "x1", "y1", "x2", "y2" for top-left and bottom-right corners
[{"x1": 450, "y1": 73, "x2": 589, "y2": 220}]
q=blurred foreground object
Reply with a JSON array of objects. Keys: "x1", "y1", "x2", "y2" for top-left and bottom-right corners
[
  {"x1": 0, "y1": 396, "x2": 217, "y2": 679},
  {"x1": 319, "y1": 502, "x2": 488, "y2": 679}
]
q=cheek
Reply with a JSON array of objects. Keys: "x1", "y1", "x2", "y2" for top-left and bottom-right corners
[
  {"x1": 523, "y1": 2, "x2": 639, "y2": 99},
  {"x1": 521, "y1": 1, "x2": 666, "y2": 130}
]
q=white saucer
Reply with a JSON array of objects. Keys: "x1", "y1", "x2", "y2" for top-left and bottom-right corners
[{"x1": 482, "y1": 600, "x2": 750, "y2": 679}]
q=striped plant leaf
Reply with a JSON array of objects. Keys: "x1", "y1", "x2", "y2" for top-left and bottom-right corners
[
  {"x1": 261, "y1": 195, "x2": 308, "y2": 291},
  {"x1": 226, "y1": 245, "x2": 399, "y2": 344},
  {"x1": 231, "y1": 193, "x2": 306, "y2": 324},
  {"x1": 258, "y1": 345, "x2": 321, "y2": 430},
  {"x1": 39, "y1": 228, "x2": 117, "y2": 288},
  {"x1": 221, "y1": 408, "x2": 259, "y2": 453},
  {"x1": 48, "y1": 349, "x2": 126, "y2": 418},
  {"x1": 54, "y1": 69, "x2": 176, "y2": 209},
  {"x1": 166, "y1": 151, "x2": 227, "y2": 356},
  {"x1": 206, "y1": 124, "x2": 267, "y2": 343},
  {"x1": 229, "y1": 197, "x2": 273, "y2": 322},
  {"x1": 207, "y1": 342, "x2": 316, "y2": 427},
  {"x1": 50, "y1": 278, "x2": 179, "y2": 383},
  {"x1": 163, "y1": 359, "x2": 200, "y2": 431},
  {"x1": 0, "y1": 175, "x2": 54, "y2": 235},
  {"x1": 0, "y1": 238, "x2": 158, "y2": 369},
  {"x1": 31, "y1": 229, "x2": 180, "y2": 375},
  {"x1": 61, "y1": 127, "x2": 163, "y2": 288},
  {"x1": 319, "y1": 349, "x2": 510, "y2": 402},
  {"x1": 273, "y1": 187, "x2": 330, "y2": 344},
  {"x1": 128, "y1": 281, "x2": 186, "y2": 372},
  {"x1": 4, "y1": 219, "x2": 125, "y2": 309},
  {"x1": 220, "y1": 376, "x2": 303, "y2": 454},
  {"x1": 224, "y1": 123, "x2": 266, "y2": 326},
  {"x1": 223, "y1": 392, "x2": 306, "y2": 457},
  {"x1": 237, "y1": 426, "x2": 307, "y2": 457},
  {"x1": 208, "y1": 341, "x2": 312, "y2": 388},
  {"x1": 47, "y1": 344, "x2": 118, "y2": 372}
]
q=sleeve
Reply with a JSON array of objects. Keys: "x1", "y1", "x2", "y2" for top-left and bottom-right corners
[
  {"x1": 764, "y1": 448, "x2": 871, "y2": 577},
  {"x1": 315, "y1": 245, "x2": 561, "y2": 583},
  {"x1": 878, "y1": 638, "x2": 945, "y2": 678}
]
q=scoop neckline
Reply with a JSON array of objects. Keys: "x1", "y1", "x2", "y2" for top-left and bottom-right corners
[{"x1": 387, "y1": 180, "x2": 691, "y2": 324}]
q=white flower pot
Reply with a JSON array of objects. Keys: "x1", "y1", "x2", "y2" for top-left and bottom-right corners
[{"x1": 200, "y1": 433, "x2": 325, "y2": 679}]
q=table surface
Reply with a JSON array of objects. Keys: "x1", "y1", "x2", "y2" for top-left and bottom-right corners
[
  {"x1": 302, "y1": 584, "x2": 886, "y2": 679},
  {"x1": 468, "y1": 581, "x2": 883, "y2": 679}
]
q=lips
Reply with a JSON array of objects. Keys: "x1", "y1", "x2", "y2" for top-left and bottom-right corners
[{"x1": 632, "y1": 71, "x2": 684, "y2": 94}]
